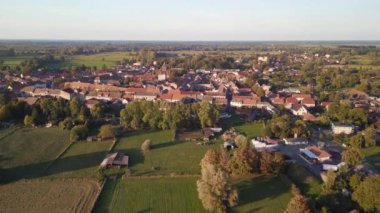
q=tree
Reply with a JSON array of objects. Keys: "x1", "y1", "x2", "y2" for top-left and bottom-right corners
[
  {"x1": 229, "y1": 146, "x2": 258, "y2": 176},
  {"x1": 70, "y1": 97, "x2": 82, "y2": 117},
  {"x1": 197, "y1": 150, "x2": 238, "y2": 212},
  {"x1": 70, "y1": 125, "x2": 88, "y2": 142},
  {"x1": 323, "y1": 169, "x2": 337, "y2": 194},
  {"x1": 352, "y1": 176, "x2": 380, "y2": 212},
  {"x1": 23, "y1": 115, "x2": 33, "y2": 127},
  {"x1": 349, "y1": 134, "x2": 364, "y2": 148},
  {"x1": 98, "y1": 124, "x2": 115, "y2": 140},
  {"x1": 197, "y1": 101, "x2": 219, "y2": 128},
  {"x1": 349, "y1": 173, "x2": 362, "y2": 190},
  {"x1": 342, "y1": 148, "x2": 362, "y2": 167},
  {"x1": 141, "y1": 139, "x2": 152, "y2": 153},
  {"x1": 91, "y1": 103, "x2": 105, "y2": 119},
  {"x1": 234, "y1": 135, "x2": 249, "y2": 148},
  {"x1": 259, "y1": 151, "x2": 284, "y2": 174},
  {"x1": 363, "y1": 127, "x2": 377, "y2": 147},
  {"x1": 285, "y1": 185, "x2": 311, "y2": 213}
]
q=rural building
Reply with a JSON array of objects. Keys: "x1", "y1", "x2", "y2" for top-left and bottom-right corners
[
  {"x1": 283, "y1": 138, "x2": 308, "y2": 145},
  {"x1": 300, "y1": 145, "x2": 332, "y2": 162},
  {"x1": 100, "y1": 152, "x2": 129, "y2": 168}
]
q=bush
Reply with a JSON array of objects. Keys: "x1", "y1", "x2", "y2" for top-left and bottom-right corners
[
  {"x1": 141, "y1": 139, "x2": 152, "y2": 153},
  {"x1": 70, "y1": 125, "x2": 88, "y2": 142},
  {"x1": 98, "y1": 124, "x2": 115, "y2": 140}
]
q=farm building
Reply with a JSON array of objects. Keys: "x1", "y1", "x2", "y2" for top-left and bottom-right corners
[
  {"x1": 100, "y1": 152, "x2": 129, "y2": 168},
  {"x1": 283, "y1": 138, "x2": 308, "y2": 145},
  {"x1": 331, "y1": 122, "x2": 354, "y2": 135},
  {"x1": 300, "y1": 145, "x2": 332, "y2": 162}
]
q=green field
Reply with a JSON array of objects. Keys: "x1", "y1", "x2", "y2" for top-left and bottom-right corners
[
  {"x1": 0, "y1": 55, "x2": 34, "y2": 66},
  {"x1": 231, "y1": 175, "x2": 292, "y2": 213},
  {"x1": 0, "y1": 179, "x2": 100, "y2": 213},
  {"x1": 362, "y1": 146, "x2": 380, "y2": 170},
  {"x1": 95, "y1": 178, "x2": 206, "y2": 213},
  {"x1": 46, "y1": 141, "x2": 113, "y2": 178},
  {"x1": 234, "y1": 122, "x2": 265, "y2": 138},
  {"x1": 285, "y1": 165, "x2": 322, "y2": 198},
  {"x1": 114, "y1": 130, "x2": 222, "y2": 176},
  {"x1": 62, "y1": 52, "x2": 133, "y2": 68},
  {"x1": 0, "y1": 127, "x2": 71, "y2": 181}
]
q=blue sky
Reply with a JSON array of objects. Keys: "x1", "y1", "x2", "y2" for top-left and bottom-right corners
[{"x1": 0, "y1": 0, "x2": 379, "y2": 40}]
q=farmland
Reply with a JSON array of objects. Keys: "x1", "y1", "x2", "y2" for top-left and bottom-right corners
[
  {"x1": 46, "y1": 141, "x2": 114, "y2": 178},
  {"x1": 0, "y1": 127, "x2": 71, "y2": 181},
  {"x1": 285, "y1": 164, "x2": 322, "y2": 198},
  {"x1": 0, "y1": 179, "x2": 100, "y2": 213},
  {"x1": 114, "y1": 130, "x2": 222, "y2": 176},
  {"x1": 94, "y1": 177, "x2": 206, "y2": 213},
  {"x1": 62, "y1": 52, "x2": 133, "y2": 68}
]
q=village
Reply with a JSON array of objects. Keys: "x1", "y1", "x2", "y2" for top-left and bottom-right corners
[{"x1": 0, "y1": 44, "x2": 380, "y2": 212}]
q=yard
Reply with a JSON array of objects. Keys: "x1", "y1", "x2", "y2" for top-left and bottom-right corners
[
  {"x1": 0, "y1": 127, "x2": 71, "y2": 181},
  {"x1": 285, "y1": 164, "x2": 322, "y2": 198},
  {"x1": 234, "y1": 122, "x2": 265, "y2": 138},
  {"x1": 46, "y1": 141, "x2": 114, "y2": 178},
  {"x1": 94, "y1": 177, "x2": 206, "y2": 213},
  {"x1": 114, "y1": 130, "x2": 222, "y2": 176},
  {"x1": 0, "y1": 179, "x2": 100, "y2": 213}
]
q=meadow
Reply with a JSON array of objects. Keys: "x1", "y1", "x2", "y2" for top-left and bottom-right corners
[
  {"x1": 94, "y1": 177, "x2": 206, "y2": 213},
  {"x1": 114, "y1": 130, "x2": 222, "y2": 176},
  {"x1": 0, "y1": 179, "x2": 100, "y2": 213},
  {"x1": 285, "y1": 164, "x2": 322, "y2": 198},
  {"x1": 46, "y1": 141, "x2": 114, "y2": 178},
  {"x1": 62, "y1": 52, "x2": 133, "y2": 68},
  {"x1": 0, "y1": 127, "x2": 71, "y2": 181},
  {"x1": 234, "y1": 122, "x2": 265, "y2": 138}
]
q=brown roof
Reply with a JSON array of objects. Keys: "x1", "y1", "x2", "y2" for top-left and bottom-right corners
[{"x1": 307, "y1": 146, "x2": 331, "y2": 159}]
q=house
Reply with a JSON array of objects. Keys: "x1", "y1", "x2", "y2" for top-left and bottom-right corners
[
  {"x1": 251, "y1": 137, "x2": 280, "y2": 151},
  {"x1": 100, "y1": 152, "x2": 129, "y2": 168},
  {"x1": 134, "y1": 92, "x2": 157, "y2": 101},
  {"x1": 300, "y1": 145, "x2": 332, "y2": 162},
  {"x1": 331, "y1": 122, "x2": 354, "y2": 135},
  {"x1": 283, "y1": 138, "x2": 308, "y2": 145},
  {"x1": 291, "y1": 104, "x2": 308, "y2": 116}
]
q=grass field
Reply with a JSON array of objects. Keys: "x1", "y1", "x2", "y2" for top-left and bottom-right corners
[
  {"x1": 362, "y1": 146, "x2": 380, "y2": 170},
  {"x1": 230, "y1": 175, "x2": 292, "y2": 213},
  {"x1": 46, "y1": 141, "x2": 113, "y2": 178},
  {"x1": 0, "y1": 127, "x2": 71, "y2": 181},
  {"x1": 0, "y1": 179, "x2": 100, "y2": 213},
  {"x1": 234, "y1": 122, "x2": 265, "y2": 138},
  {"x1": 94, "y1": 177, "x2": 206, "y2": 213},
  {"x1": 114, "y1": 130, "x2": 222, "y2": 176},
  {"x1": 0, "y1": 55, "x2": 34, "y2": 66},
  {"x1": 285, "y1": 164, "x2": 322, "y2": 198},
  {"x1": 62, "y1": 52, "x2": 133, "y2": 68}
]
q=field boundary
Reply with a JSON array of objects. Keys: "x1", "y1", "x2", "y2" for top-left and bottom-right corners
[
  {"x1": 43, "y1": 141, "x2": 74, "y2": 172},
  {"x1": 0, "y1": 126, "x2": 21, "y2": 142}
]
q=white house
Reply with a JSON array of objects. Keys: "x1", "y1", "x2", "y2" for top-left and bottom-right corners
[
  {"x1": 283, "y1": 138, "x2": 308, "y2": 145},
  {"x1": 331, "y1": 122, "x2": 354, "y2": 135}
]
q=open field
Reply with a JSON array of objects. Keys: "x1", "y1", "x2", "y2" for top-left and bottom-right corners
[
  {"x1": 0, "y1": 127, "x2": 71, "y2": 181},
  {"x1": 0, "y1": 55, "x2": 34, "y2": 66},
  {"x1": 46, "y1": 141, "x2": 113, "y2": 178},
  {"x1": 0, "y1": 179, "x2": 100, "y2": 213},
  {"x1": 231, "y1": 175, "x2": 292, "y2": 213},
  {"x1": 62, "y1": 52, "x2": 133, "y2": 68},
  {"x1": 94, "y1": 177, "x2": 206, "y2": 213},
  {"x1": 0, "y1": 126, "x2": 19, "y2": 140},
  {"x1": 362, "y1": 146, "x2": 380, "y2": 170},
  {"x1": 285, "y1": 164, "x2": 322, "y2": 198},
  {"x1": 234, "y1": 122, "x2": 265, "y2": 138},
  {"x1": 114, "y1": 130, "x2": 222, "y2": 176}
]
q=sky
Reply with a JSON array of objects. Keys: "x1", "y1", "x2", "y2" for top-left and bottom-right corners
[{"x1": 0, "y1": 0, "x2": 379, "y2": 41}]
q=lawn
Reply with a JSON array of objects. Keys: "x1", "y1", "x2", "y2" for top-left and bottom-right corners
[
  {"x1": 46, "y1": 141, "x2": 113, "y2": 178},
  {"x1": 114, "y1": 130, "x2": 222, "y2": 176},
  {"x1": 0, "y1": 127, "x2": 71, "y2": 181},
  {"x1": 234, "y1": 122, "x2": 264, "y2": 138},
  {"x1": 0, "y1": 179, "x2": 100, "y2": 213},
  {"x1": 285, "y1": 164, "x2": 322, "y2": 198},
  {"x1": 230, "y1": 175, "x2": 292, "y2": 213},
  {"x1": 362, "y1": 146, "x2": 380, "y2": 170},
  {"x1": 94, "y1": 177, "x2": 207, "y2": 213}
]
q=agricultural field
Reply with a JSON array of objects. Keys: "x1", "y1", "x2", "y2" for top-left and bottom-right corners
[
  {"x1": 114, "y1": 130, "x2": 222, "y2": 176},
  {"x1": 62, "y1": 52, "x2": 134, "y2": 68},
  {"x1": 46, "y1": 141, "x2": 114, "y2": 178},
  {"x1": 0, "y1": 179, "x2": 100, "y2": 213},
  {"x1": 94, "y1": 177, "x2": 206, "y2": 213},
  {"x1": 0, "y1": 127, "x2": 71, "y2": 181},
  {"x1": 230, "y1": 175, "x2": 292, "y2": 213},
  {"x1": 0, "y1": 55, "x2": 33, "y2": 66},
  {"x1": 362, "y1": 146, "x2": 380, "y2": 170}
]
